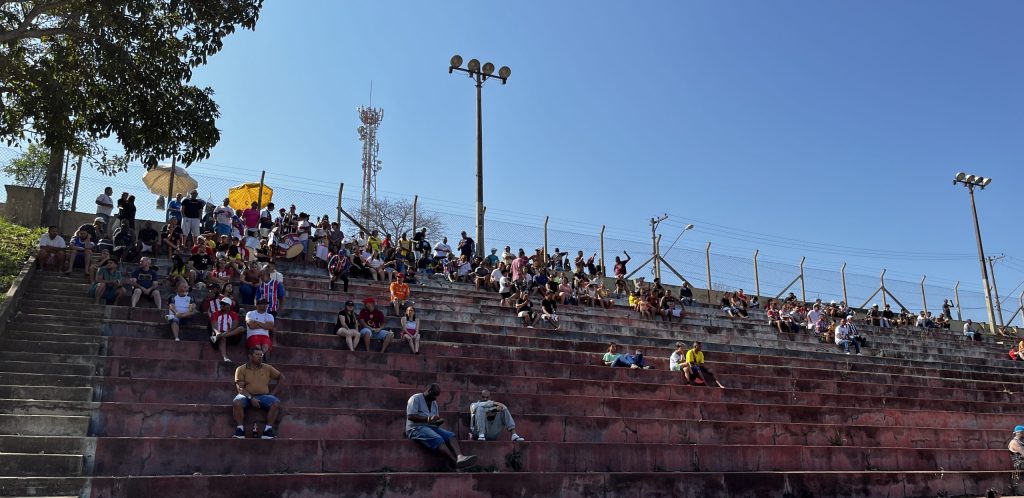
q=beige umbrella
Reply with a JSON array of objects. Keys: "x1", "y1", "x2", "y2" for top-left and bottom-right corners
[{"x1": 142, "y1": 163, "x2": 198, "y2": 198}]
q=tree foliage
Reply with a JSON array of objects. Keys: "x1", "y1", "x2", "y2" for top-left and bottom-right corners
[
  {"x1": 359, "y1": 197, "x2": 446, "y2": 240},
  {"x1": 0, "y1": 0, "x2": 264, "y2": 224},
  {"x1": 2, "y1": 143, "x2": 70, "y2": 206}
]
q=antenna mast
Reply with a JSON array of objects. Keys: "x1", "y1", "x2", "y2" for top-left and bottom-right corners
[{"x1": 357, "y1": 92, "x2": 383, "y2": 228}]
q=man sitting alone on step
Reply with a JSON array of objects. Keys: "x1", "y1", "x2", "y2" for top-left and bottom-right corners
[
  {"x1": 407, "y1": 383, "x2": 477, "y2": 469},
  {"x1": 233, "y1": 348, "x2": 285, "y2": 439},
  {"x1": 470, "y1": 390, "x2": 525, "y2": 442},
  {"x1": 1009, "y1": 425, "x2": 1024, "y2": 471}
]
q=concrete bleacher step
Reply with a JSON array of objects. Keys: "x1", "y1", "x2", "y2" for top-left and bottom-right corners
[
  {"x1": 0, "y1": 415, "x2": 90, "y2": 436},
  {"x1": 0, "y1": 386, "x2": 92, "y2": 403},
  {"x1": 0, "y1": 453, "x2": 82, "y2": 477},
  {"x1": 0, "y1": 477, "x2": 86, "y2": 497}
]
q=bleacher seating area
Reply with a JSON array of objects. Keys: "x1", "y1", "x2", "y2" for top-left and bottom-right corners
[{"x1": 0, "y1": 256, "x2": 1021, "y2": 498}]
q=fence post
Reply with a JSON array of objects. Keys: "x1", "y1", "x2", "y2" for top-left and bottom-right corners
[
  {"x1": 1019, "y1": 290, "x2": 1024, "y2": 327},
  {"x1": 543, "y1": 216, "x2": 549, "y2": 267},
  {"x1": 954, "y1": 281, "x2": 962, "y2": 320},
  {"x1": 342, "y1": 182, "x2": 350, "y2": 226},
  {"x1": 256, "y1": 170, "x2": 266, "y2": 208},
  {"x1": 411, "y1": 195, "x2": 418, "y2": 236},
  {"x1": 753, "y1": 250, "x2": 760, "y2": 299},
  {"x1": 71, "y1": 156, "x2": 83, "y2": 212},
  {"x1": 920, "y1": 275, "x2": 927, "y2": 314},
  {"x1": 799, "y1": 256, "x2": 806, "y2": 303},
  {"x1": 166, "y1": 155, "x2": 177, "y2": 223},
  {"x1": 599, "y1": 225, "x2": 606, "y2": 277},
  {"x1": 880, "y1": 269, "x2": 887, "y2": 309},
  {"x1": 840, "y1": 262, "x2": 848, "y2": 306},
  {"x1": 656, "y1": 234, "x2": 662, "y2": 280},
  {"x1": 705, "y1": 242, "x2": 712, "y2": 303}
]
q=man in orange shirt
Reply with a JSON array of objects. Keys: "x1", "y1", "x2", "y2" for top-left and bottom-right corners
[{"x1": 390, "y1": 272, "x2": 410, "y2": 316}]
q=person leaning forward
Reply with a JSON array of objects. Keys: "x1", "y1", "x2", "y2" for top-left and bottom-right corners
[
  {"x1": 406, "y1": 383, "x2": 477, "y2": 469},
  {"x1": 232, "y1": 348, "x2": 284, "y2": 439}
]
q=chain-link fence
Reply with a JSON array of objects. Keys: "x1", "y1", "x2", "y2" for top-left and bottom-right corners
[{"x1": 0, "y1": 145, "x2": 1011, "y2": 324}]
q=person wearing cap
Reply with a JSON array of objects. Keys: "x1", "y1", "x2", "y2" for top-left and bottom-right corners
[
  {"x1": 129, "y1": 257, "x2": 162, "y2": 309},
  {"x1": 246, "y1": 298, "x2": 276, "y2": 359},
  {"x1": 210, "y1": 298, "x2": 244, "y2": 362},
  {"x1": 335, "y1": 301, "x2": 361, "y2": 351},
  {"x1": 233, "y1": 348, "x2": 284, "y2": 439},
  {"x1": 357, "y1": 298, "x2": 393, "y2": 352},
  {"x1": 485, "y1": 248, "x2": 499, "y2": 267},
  {"x1": 406, "y1": 383, "x2": 477, "y2": 469},
  {"x1": 166, "y1": 282, "x2": 197, "y2": 342},
  {"x1": 1010, "y1": 426, "x2": 1024, "y2": 470},
  {"x1": 389, "y1": 273, "x2": 411, "y2": 316}
]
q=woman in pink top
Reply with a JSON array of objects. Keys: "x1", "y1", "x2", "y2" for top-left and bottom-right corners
[
  {"x1": 242, "y1": 202, "x2": 261, "y2": 230},
  {"x1": 401, "y1": 306, "x2": 422, "y2": 354}
]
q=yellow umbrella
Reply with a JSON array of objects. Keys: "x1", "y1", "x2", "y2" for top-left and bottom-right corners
[
  {"x1": 142, "y1": 163, "x2": 198, "y2": 197},
  {"x1": 228, "y1": 182, "x2": 273, "y2": 210}
]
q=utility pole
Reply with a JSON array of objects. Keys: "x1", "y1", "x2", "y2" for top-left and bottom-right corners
[{"x1": 650, "y1": 214, "x2": 668, "y2": 280}]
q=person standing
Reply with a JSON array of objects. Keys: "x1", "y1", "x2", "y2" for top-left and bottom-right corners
[
  {"x1": 95, "y1": 187, "x2": 114, "y2": 226},
  {"x1": 180, "y1": 190, "x2": 205, "y2": 250},
  {"x1": 457, "y1": 231, "x2": 475, "y2": 259},
  {"x1": 470, "y1": 390, "x2": 525, "y2": 442},
  {"x1": 232, "y1": 348, "x2": 284, "y2": 439},
  {"x1": 406, "y1": 383, "x2": 477, "y2": 469}
]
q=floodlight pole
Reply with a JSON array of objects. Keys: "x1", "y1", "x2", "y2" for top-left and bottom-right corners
[
  {"x1": 449, "y1": 56, "x2": 510, "y2": 260},
  {"x1": 962, "y1": 182, "x2": 998, "y2": 335}
]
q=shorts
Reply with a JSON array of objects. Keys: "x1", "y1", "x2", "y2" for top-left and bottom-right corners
[
  {"x1": 166, "y1": 314, "x2": 191, "y2": 325},
  {"x1": 670, "y1": 364, "x2": 683, "y2": 372},
  {"x1": 232, "y1": 394, "x2": 280, "y2": 409},
  {"x1": 246, "y1": 334, "x2": 273, "y2": 351},
  {"x1": 360, "y1": 328, "x2": 392, "y2": 341},
  {"x1": 89, "y1": 283, "x2": 120, "y2": 302},
  {"x1": 215, "y1": 223, "x2": 231, "y2": 236},
  {"x1": 542, "y1": 313, "x2": 558, "y2": 321},
  {"x1": 182, "y1": 217, "x2": 201, "y2": 237},
  {"x1": 407, "y1": 425, "x2": 455, "y2": 450},
  {"x1": 518, "y1": 311, "x2": 535, "y2": 319},
  {"x1": 500, "y1": 291, "x2": 512, "y2": 299}
]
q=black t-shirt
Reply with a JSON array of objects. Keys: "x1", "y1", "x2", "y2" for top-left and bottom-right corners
[
  {"x1": 181, "y1": 198, "x2": 204, "y2": 218},
  {"x1": 77, "y1": 224, "x2": 97, "y2": 241},
  {"x1": 138, "y1": 228, "x2": 158, "y2": 243},
  {"x1": 459, "y1": 237, "x2": 475, "y2": 257},
  {"x1": 132, "y1": 268, "x2": 159, "y2": 289},
  {"x1": 541, "y1": 298, "x2": 556, "y2": 314},
  {"x1": 190, "y1": 253, "x2": 212, "y2": 271},
  {"x1": 162, "y1": 225, "x2": 183, "y2": 243}
]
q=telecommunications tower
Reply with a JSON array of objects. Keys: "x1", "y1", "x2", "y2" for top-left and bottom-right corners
[{"x1": 357, "y1": 104, "x2": 383, "y2": 228}]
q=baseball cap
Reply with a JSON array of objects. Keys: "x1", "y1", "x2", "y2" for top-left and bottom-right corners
[
  {"x1": 93, "y1": 217, "x2": 105, "y2": 224},
  {"x1": 1015, "y1": 425, "x2": 1024, "y2": 433},
  {"x1": 396, "y1": 272, "x2": 404, "y2": 279},
  {"x1": 344, "y1": 300, "x2": 354, "y2": 306},
  {"x1": 256, "y1": 298, "x2": 269, "y2": 304},
  {"x1": 363, "y1": 297, "x2": 376, "y2": 305},
  {"x1": 219, "y1": 298, "x2": 233, "y2": 306}
]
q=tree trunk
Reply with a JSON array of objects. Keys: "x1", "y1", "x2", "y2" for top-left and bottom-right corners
[{"x1": 40, "y1": 144, "x2": 65, "y2": 227}]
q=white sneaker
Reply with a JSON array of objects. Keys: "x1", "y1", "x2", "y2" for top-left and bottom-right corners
[
  {"x1": 511, "y1": 433, "x2": 525, "y2": 441},
  {"x1": 210, "y1": 334, "x2": 219, "y2": 344},
  {"x1": 478, "y1": 433, "x2": 486, "y2": 440},
  {"x1": 455, "y1": 454, "x2": 477, "y2": 468}
]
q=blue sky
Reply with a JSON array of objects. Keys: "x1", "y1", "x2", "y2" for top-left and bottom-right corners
[{"x1": 56, "y1": 1, "x2": 1024, "y2": 318}]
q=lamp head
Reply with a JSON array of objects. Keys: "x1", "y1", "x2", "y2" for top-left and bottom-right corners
[
  {"x1": 685, "y1": 224, "x2": 695, "y2": 231},
  {"x1": 467, "y1": 59, "x2": 481, "y2": 72},
  {"x1": 450, "y1": 55, "x2": 463, "y2": 69},
  {"x1": 482, "y1": 62, "x2": 495, "y2": 75},
  {"x1": 498, "y1": 66, "x2": 511, "y2": 81},
  {"x1": 955, "y1": 172, "x2": 966, "y2": 182}
]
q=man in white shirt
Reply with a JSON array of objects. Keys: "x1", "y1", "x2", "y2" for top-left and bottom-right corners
[
  {"x1": 245, "y1": 298, "x2": 276, "y2": 360},
  {"x1": 963, "y1": 319, "x2": 977, "y2": 340},
  {"x1": 834, "y1": 318, "x2": 861, "y2": 355},
  {"x1": 166, "y1": 283, "x2": 197, "y2": 342},
  {"x1": 213, "y1": 198, "x2": 234, "y2": 237},
  {"x1": 806, "y1": 305, "x2": 823, "y2": 331},
  {"x1": 37, "y1": 225, "x2": 67, "y2": 271},
  {"x1": 95, "y1": 187, "x2": 114, "y2": 225},
  {"x1": 433, "y1": 237, "x2": 451, "y2": 261}
]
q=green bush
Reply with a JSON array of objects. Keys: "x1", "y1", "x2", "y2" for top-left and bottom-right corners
[{"x1": 0, "y1": 218, "x2": 45, "y2": 300}]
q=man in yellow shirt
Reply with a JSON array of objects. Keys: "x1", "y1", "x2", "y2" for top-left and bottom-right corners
[
  {"x1": 389, "y1": 273, "x2": 411, "y2": 316},
  {"x1": 683, "y1": 341, "x2": 725, "y2": 388}
]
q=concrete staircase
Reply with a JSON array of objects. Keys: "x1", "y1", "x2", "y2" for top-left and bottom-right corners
[{"x1": 0, "y1": 261, "x2": 1022, "y2": 497}]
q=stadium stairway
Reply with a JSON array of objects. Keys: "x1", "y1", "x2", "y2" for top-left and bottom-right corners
[{"x1": 0, "y1": 261, "x2": 1022, "y2": 497}]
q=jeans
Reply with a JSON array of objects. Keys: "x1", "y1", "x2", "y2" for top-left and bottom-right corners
[
  {"x1": 837, "y1": 339, "x2": 860, "y2": 354},
  {"x1": 239, "y1": 283, "x2": 256, "y2": 305},
  {"x1": 471, "y1": 406, "x2": 516, "y2": 440}
]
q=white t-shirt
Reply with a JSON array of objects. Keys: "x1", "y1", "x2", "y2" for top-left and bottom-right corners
[
  {"x1": 245, "y1": 310, "x2": 275, "y2": 338},
  {"x1": 96, "y1": 193, "x2": 113, "y2": 215},
  {"x1": 434, "y1": 242, "x2": 451, "y2": 258},
  {"x1": 297, "y1": 220, "x2": 310, "y2": 241},
  {"x1": 669, "y1": 351, "x2": 685, "y2": 371},
  {"x1": 38, "y1": 234, "x2": 66, "y2": 248},
  {"x1": 807, "y1": 310, "x2": 822, "y2": 324},
  {"x1": 368, "y1": 257, "x2": 383, "y2": 269},
  {"x1": 214, "y1": 205, "x2": 233, "y2": 225},
  {"x1": 498, "y1": 276, "x2": 512, "y2": 293},
  {"x1": 835, "y1": 325, "x2": 851, "y2": 344},
  {"x1": 169, "y1": 294, "x2": 194, "y2": 314},
  {"x1": 490, "y1": 268, "x2": 503, "y2": 281}
]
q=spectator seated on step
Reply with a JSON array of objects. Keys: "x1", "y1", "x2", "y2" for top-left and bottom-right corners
[
  {"x1": 400, "y1": 306, "x2": 422, "y2": 354},
  {"x1": 327, "y1": 250, "x2": 351, "y2": 293},
  {"x1": 539, "y1": 291, "x2": 560, "y2": 330},
  {"x1": 187, "y1": 244, "x2": 214, "y2": 285},
  {"x1": 963, "y1": 320, "x2": 978, "y2": 341},
  {"x1": 207, "y1": 258, "x2": 234, "y2": 288},
  {"x1": 867, "y1": 304, "x2": 892, "y2": 329},
  {"x1": 389, "y1": 273, "x2": 411, "y2": 316},
  {"x1": 357, "y1": 297, "x2": 393, "y2": 352},
  {"x1": 89, "y1": 259, "x2": 126, "y2": 306},
  {"x1": 63, "y1": 228, "x2": 95, "y2": 276},
  {"x1": 245, "y1": 298, "x2": 276, "y2": 360},
  {"x1": 514, "y1": 291, "x2": 537, "y2": 328},
  {"x1": 210, "y1": 298, "x2": 245, "y2": 362},
  {"x1": 130, "y1": 257, "x2": 163, "y2": 309},
  {"x1": 161, "y1": 218, "x2": 183, "y2": 259},
  {"x1": 602, "y1": 343, "x2": 652, "y2": 369},
  {"x1": 669, "y1": 342, "x2": 688, "y2": 373},
  {"x1": 720, "y1": 292, "x2": 744, "y2": 319},
  {"x1": 335, "y1": 300, "x2": 361, "y2": 352},
  {"x1": 89, "y1": 249, "x2": 112, "y2": 285},
  {"x1": 660, "y1": 289, "x2": 683, "y2": 322},
  {"x1": 470, "y1": 390, "x2": 525, "y2": 442},
  {"x1": 915, "y1": 311, "x2": 936, "y2": 329},
  {"x1": 111, "y1": 219, "x2": 137, "y2": 262},
  {"x1": 767, "y1": 303, "x2": 790, "y2": 334},
  {"x1": 232, "y1": 348, "x2": 284, "y2": 439},
  {"x1": 473, "y1": 258, "x2": 492, "y2": 291},
  {"x1": 682, "y1": 342, "x2": 725, "y2": 388},
  {"x1": 406, "y1": 383, "x2": 477, "y2": 469},
  {"x1": 933, "y1": 313, "x2": 950, "y2": 329},
  {"x1": 37, "y1": 225, "x2": 66, "y2": 271},
  {"x1": 137, "y1": 221, "x2": 160, "y2": 255},
  {"x1": 834, "y1": 318, "x2": 862, "y2": 355},
  {"x1": 1012, "y1": 340, "x2": 1024, "y2": 361},
  {"x1": 166, "y1": 282, "x2": 198, "y2": 342}
]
